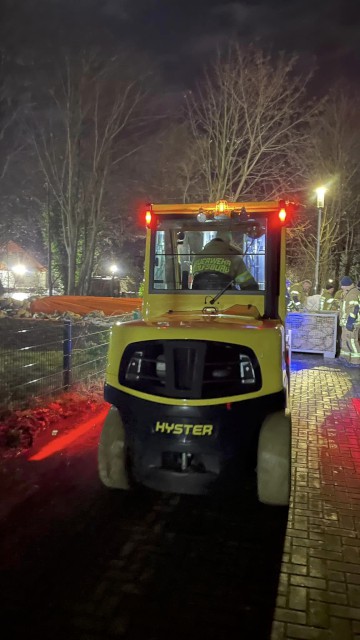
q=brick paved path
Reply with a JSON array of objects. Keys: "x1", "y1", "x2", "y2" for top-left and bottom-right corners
[
  {"x1": 2, "y1": 354, "x2": 359, "y2": 640},
  {"x1": 272, "y1": 356, "x2": 360, "y2": 640}
]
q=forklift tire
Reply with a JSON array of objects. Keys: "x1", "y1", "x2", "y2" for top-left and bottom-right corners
[
  {"x1": 257, "y1": 411, "x2": 291, "y2": 506},
  {"x1": 98, "y1": 406, "x2": 130, "y2": 490}
]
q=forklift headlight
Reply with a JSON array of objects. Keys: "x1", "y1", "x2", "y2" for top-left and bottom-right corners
[
  {"x1": 125, "y1": 351, "x2": 144, "y2": 381},
  {"x1": 197, "y1": 212, "x2": 207, "y2": 222},
  {"x1": 239, "y1": 354, "x2": 256, "y2": 384},
  {"x1": 156, "y1": 354, "x2": 166, "y2": 380}
]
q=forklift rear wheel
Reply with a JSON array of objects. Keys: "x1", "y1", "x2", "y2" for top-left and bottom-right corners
[
  {"x1": 98, "y1": 406, "x2": 130, "y2": 490},
  {"x1": 257, "y1": 411, "x2": 291, "y2": 506}
]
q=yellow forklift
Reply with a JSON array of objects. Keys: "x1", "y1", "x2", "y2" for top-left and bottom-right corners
[{"x1": 98, "y1": 200, "x2": 292, "y2": 505}]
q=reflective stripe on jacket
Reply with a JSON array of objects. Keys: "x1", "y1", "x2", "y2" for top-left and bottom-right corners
[{"x1": 320, "y1": 290, "x2": 337, "y2": 311}]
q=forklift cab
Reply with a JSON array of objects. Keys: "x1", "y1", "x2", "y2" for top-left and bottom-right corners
[{"x1": 142, "y1": 200, "x2": 288, "y2": 321}]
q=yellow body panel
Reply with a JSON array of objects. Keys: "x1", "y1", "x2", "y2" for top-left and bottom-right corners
[
  {"x1": 106, "y1": 314, "x2": 285, "y2": 406},
  {"x1": 142, "y1": 293, "x2": 266, "y2": 319}
]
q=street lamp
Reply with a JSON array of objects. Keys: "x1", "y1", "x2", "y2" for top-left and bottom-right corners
[
  {"x1": 314, "y1": 186, "x2": 327, "y2": 294},
  {"x1": 109, "y1": 264, "x2": 119, "y2": 297}
]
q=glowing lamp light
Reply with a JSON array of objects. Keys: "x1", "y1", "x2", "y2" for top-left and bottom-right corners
[
  {"x1": 12, "y1": 264, "x2": 27, "y2": 275},
  {"x1": 216, "y1": 200, "x2": 228, "y2": 213},
  {"x1": 278, "y1": 208, "x2": 287, "y2": 222},
  {"x1": 109, "y1": 264, "x2": 118, "y2": 274},
  {"x1": 145, "y1": 210, "x2": 152, "y2": 226},
  {"x1": 11, "y1": 292, "x2": 29, "y2": 301},
  {"x1": 315, "y1": 186, "x2": 326, "y2": 208}
]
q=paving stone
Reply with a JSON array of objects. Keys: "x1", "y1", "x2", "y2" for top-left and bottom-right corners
[
  {"x1": 288, "y1": 586, "x2": 307, "y2": 611},
  {"x1": 329, "y1": 604, "x2": 360, "y2": 620},
  {"x1": 348, "y1": 584, "x2": 360, "y2": 607},
  {"x1": 290, "y1": 575, "x2": 327, "y2": 590},
  {"x1": 308, "y1": 557, "x2": 328, "y2": 579},
  {"x1": 271, "y1": 620, "x2": 285, "y2": 640},
  {"x1": 309, "y1": 589, "x2": 348, "y2": 605},
  {"x1": 328, "y1": 580, "x2": 347, "y2": 593},
  {"x1": 285, "y1": 623, "x2": 331, "y2": 639},
  {"x1": 274, "y1": 608, "x2": 307, "y2": 625},
  {"x1": 329, "y1": 617, "x2": 353, "y2": 640},
  {"x1": 291, "y1": 546, "x2": 308, "y2": 566},
  {"x1": 308, "y1": 601, "x2": 329, "y2": 628}
]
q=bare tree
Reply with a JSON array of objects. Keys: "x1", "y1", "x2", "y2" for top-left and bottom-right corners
[
  {"x1": 126, "y1": 121, "x2": 203, "y2": 204},
  {"x1": 187, "y1": 45, "x2": 317, "y2": 201},
  {"x1": 289, "y1": 86, "x2": 360, "y2": 284},
  {"x1": 0, "y1": 53, "x2": 27, "y2": 182},
  {"x1": 32, "y1": 52, "x2": 145, "y2": 294}
]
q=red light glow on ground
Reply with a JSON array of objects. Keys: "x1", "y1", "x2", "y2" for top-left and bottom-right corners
[
  {"x1": 353, "y1": 398, "x2": 360, "y2": 416},
  {"x1": 29, "y1": 407, "x2": 109, "y2": 461}
]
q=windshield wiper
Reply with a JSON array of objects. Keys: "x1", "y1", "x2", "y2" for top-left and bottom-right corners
[{"x1": 209, "y1": 279, "x2": 235, "y2": 305}]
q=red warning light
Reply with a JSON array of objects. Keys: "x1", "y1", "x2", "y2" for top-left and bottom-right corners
[
  {"x1": 144, "y1": 203, "x2": 154, "y2": 227},
  {"x1": 278, "y1": 199, "x2": 287, "y2": 223},
  {"x1": 278, "y1": 208, "x2": 287, "y2": 222},
  {"x1": 145, "y1": 210, "x2": 152, "y2": 226}
]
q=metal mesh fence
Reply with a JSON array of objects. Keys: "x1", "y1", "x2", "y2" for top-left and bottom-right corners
[{"x1": 0, "y1": 314, "x2": 132, "y2": 411}]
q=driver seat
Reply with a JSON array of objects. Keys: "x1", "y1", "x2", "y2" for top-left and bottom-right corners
[{"x1": 192, "y1": 271, "x2": 233, "y2": 290}]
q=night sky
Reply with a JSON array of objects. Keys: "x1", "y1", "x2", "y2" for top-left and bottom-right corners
[{"x1": 4, "y1": 0, "x2": 360, "y2": 87}]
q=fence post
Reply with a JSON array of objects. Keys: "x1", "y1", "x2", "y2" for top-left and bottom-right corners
[{"x1": 63, "y1": 319, "x2": 72, "y2": 390}]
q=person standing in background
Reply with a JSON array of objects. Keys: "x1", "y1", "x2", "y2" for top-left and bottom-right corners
[
  {"x1": 319, "y1": 283, "x2": 336, "y2": 310},
  {"x1": 333, "y1": 287, "x2": 343, "y2": 311},
  {"x1": 339, "y1": 276, "x2": 360, "y2": 367},
  {"x1": 289, "y1": 280, "x2": 312, "y2": 311}
]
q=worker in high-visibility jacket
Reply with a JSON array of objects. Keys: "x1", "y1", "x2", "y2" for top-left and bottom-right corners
[
  {"x1": 289, "y1": 280, "x2": 312, "y2": 311},
  {"x1": 192, "y1": 231, "x2": 258, "y2": 290},
  {"x1": 319, "y1": 283, "x2": 337, "y2": 311},
  {"x1": 333, "y1": 288, "x2": 343, "y2": 311},
  {"x1": 339, "y1": 276, "x2": 360, "y2": 367}
]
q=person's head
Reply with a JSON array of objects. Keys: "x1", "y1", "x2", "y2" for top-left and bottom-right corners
[
  {"x1": 340, "y1": 276, "x2": 354, "y2": 290},
  {"x1": 302, "y1": 280, "x2": 312, "y2": 293},
  {"x1": 325, "y1": 283, "x2": 335, "y2": 294},
  {"x1": 216, "y1": 230, "x2": 232, "y2": 244}
]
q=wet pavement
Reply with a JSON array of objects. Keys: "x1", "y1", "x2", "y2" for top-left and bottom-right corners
[{"x1": 0, "y1": 354, "x2": 359, "y2": 640}]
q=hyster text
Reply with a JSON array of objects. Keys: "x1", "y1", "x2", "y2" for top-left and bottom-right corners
[{"x1": 155, "y1": 422, "x2": 213, "y2": 436}]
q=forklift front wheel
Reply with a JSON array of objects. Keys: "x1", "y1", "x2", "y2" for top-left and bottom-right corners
[
  {"x1": 98, "y1": 406, "x2": 130, "y2": 490},
  {"x1": 257, "y1": 411, "x2": 291, "y2": 506}
]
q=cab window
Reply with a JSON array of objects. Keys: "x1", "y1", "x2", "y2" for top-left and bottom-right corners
[{"x1": 151, "y1": 218, "x2": 266, "y2": 292}]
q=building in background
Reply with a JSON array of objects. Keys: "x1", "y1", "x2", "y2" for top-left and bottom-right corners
[{"x1": 0, "y1": 241, "x2": 47, "y2": 291}]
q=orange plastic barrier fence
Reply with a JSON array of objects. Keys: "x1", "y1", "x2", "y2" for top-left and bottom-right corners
[{"x1": 30, "y1": 296, "x2": 142, "y2": 317}]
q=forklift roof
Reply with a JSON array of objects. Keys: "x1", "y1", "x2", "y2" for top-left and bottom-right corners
[{"x1": 149, "y1": 201, "x2": 283, "y2": 216}]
